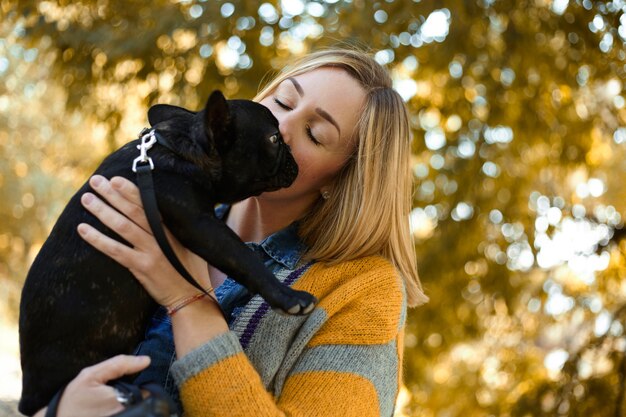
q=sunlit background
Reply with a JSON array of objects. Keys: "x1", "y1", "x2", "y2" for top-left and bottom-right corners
[{"x1": 2, "y1": 0, "x2": 626, "y2": 415}]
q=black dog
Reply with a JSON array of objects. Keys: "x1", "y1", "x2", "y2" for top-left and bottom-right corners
[{"x1": 18, "y1": 91, "x2": 317, "y2": 416}]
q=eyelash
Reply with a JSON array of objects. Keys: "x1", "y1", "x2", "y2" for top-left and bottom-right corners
[{"x1": 273, "y1": 98, "x2": 321, "y2": 146}]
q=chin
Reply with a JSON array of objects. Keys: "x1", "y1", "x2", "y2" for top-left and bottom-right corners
[
  {"x1": 259, "y1": 187, "x2": 318, "y2": 204},
  {"x1": 258, "y1": 188, "x2": 288, "y2": 199}
]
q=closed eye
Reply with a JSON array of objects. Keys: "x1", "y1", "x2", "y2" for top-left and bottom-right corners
[
  {"x1": 306, "y1": 126, "x2": 321, "y2": 146},
  {"x1": 273, "y1": 98, "x2": 291, "y2": 111},
  {"x1": 274, "y1": 98, "x2": 321, "y2": 146}
]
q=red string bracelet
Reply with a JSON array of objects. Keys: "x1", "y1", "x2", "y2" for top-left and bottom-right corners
[{"x1": 166, "y1": 288, "x2": 215, "y2": 316}]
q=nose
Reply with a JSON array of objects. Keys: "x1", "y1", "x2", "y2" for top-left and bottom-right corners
[{"x1": 277, "y1": 113, "x2": 293, "y2": 144}]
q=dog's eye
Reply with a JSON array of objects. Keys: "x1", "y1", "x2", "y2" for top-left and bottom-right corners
[{"x1": 268, "y1": 134, "x2": 278, "y2": 144}]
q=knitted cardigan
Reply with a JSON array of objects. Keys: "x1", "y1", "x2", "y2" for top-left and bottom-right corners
[{"x1": 168, "y1": 256, "x2": 407, "y2": 416}]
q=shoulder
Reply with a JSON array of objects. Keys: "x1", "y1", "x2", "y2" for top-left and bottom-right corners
[
  {"x1": 295, "y1": 255, "x2": 404, "y2": 303},
  {"x1": 293, "y1": 256, "x2": 406, "y2": 346}
]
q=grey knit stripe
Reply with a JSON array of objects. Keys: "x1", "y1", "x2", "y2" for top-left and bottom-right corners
[
  {"x1": 230, "y1": 266, "x2": 293, "y2": 340},
  {"x1": 229, "y1": 262, "x2": 318, "y2": 388},
  {"x1": 239, "y1": 262, "x2": 314, "y2": 350},
  {"x1": 397, "y1": 278, "x2": 407, "y2": 331},
  {"x1": 237, "y1": 306, "x2": 326, "y2": 390},
  {"x1": 169, "y1": 331, "x2": 242, "y2": 386},
  {"x1": 285, "y1": 341, "x2": 399, "y2": 417},
  {"x1": 242, "y1": 308, "x2": 311, "y2": 388},
  {"x1": 398, "y1": 294, "x2": 407, "y2": 331}
]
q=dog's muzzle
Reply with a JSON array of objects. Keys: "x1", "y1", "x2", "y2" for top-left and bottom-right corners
[{"x1": 274, "y1": 144, "x2": 298, "y2": 188}]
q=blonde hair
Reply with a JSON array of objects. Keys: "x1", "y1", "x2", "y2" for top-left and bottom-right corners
[{"x1": 254, "y1": 49, "x2": 428, "y2": 307}]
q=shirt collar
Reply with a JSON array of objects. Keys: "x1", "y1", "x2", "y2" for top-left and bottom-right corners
[{"x1": 215, "y1": 204, "x2": 307, "y2": 270}]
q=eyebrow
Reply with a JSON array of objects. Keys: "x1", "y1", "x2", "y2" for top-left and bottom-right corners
[{"x1": 286, "y1": 77, "x2": 341, "y2": 137}]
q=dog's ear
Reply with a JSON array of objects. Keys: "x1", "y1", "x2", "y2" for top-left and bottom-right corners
[
  {"x1": 203, "y1": 90, "x2": 231, "y2": 147},
  {"x1": 148, "y1": 104, "x2": 195, "y2": 126}
]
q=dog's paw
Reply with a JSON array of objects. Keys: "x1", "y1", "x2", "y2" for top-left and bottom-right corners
[{"x1": 271, "y1": 288, "x2": 317, "y2": 316}]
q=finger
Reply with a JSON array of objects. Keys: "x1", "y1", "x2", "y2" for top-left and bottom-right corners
[
  {"x1": 89, "y1": 176, "x2": 151, "y2": 234},
  {"x1": 81, "y1": 192, "x2": 151, "y2": 248},
  {"x1": 110, "y1": 176, "x2": 143, "y2": 207},
  {"x1": 77, "y1": 223, "x2": 138, "y2": 268},
  {"x1": 80, "y1": 355, "x2": 151, "y2": 384},
  {"x1": 109, "y1": 176, "x2": 181, "y2": 257}
]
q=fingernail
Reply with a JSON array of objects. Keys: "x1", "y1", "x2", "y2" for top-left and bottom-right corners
[
  {"x1": 111, "y1": 177, "x2": 122, "y2": 189},
  {"x1": 91, "y1": 175, "x2": 103, "y2": 186},
  {"x1": 136, "y1": 355, "x2": 151, "y2": 364},
  {"x1": 77, "y1": 223, "x2": 88, "y2": 235},
  {"x1": 82, "y1": 193, "x2": 93, "y2": 205}
]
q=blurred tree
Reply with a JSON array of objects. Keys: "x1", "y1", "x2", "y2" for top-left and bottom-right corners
[{"x1": 1, "y1": 0, "x2": 626, "y2": 415}]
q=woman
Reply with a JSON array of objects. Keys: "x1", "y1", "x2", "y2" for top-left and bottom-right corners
[{"x1": 34, "y1": 48, "x2": 428, "y2": 416}]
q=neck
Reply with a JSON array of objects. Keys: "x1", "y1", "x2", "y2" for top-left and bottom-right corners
[{"x1": 227, "y1": 193, "x2": 316, "y2": 243}]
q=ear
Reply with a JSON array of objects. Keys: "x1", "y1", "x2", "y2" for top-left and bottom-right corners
[
  {"x1": 148, "y1": 104, "x2": 195, "y2": 126},
  {"x1": 203, "y1": 90, "x2": 231, "y2": 147}
]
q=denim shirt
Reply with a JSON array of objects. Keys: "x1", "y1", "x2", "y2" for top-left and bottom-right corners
[{"x1": 133, "y1": 205, "x2": 307, "y2": 407}]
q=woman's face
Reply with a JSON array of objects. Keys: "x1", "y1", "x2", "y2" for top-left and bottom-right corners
[{"x1": 259, "y1": 67, "x2": 365, "y2": 204}]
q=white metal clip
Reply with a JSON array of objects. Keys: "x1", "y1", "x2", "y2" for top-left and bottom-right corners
[{"x1": 132, "y1": 129, "x2": 157, "y2": 172}]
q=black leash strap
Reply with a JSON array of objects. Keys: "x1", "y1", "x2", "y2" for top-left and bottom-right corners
[
  {"x1": 132, "y1": 130, "x2": 211, "y2": 298},
  {"x1": 44, "y1": 385, "x2": 66, "y2": 417}
]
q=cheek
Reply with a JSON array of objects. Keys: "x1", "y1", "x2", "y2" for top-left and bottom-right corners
[
  {"x1": 290, "y1": 151, "x2": 316, "y2": 184},
  {"x1": 293, "y1": 153, "x2": 345, "y2": 189}
]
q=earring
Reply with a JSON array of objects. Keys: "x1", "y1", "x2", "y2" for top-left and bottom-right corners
[{"x1": 321, "y1": 190, "x2": 331, "y2": 200}]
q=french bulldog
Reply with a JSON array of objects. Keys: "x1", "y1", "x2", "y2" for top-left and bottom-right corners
[{"x1": 18, "y1": 91, "x2": 317, "y2": 415}]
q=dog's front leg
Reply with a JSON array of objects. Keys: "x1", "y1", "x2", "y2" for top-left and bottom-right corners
[{"x1": 155, "y1": 185, "x2": 316, "y2": 315}]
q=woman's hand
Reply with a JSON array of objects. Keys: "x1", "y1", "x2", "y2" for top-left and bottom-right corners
[
  {"x1": 77, "y1": 175, "x2": 228, "y2": 356},
  {"x1": 34, "y1": 355, "x2": 151, "y2": 417},
  {"x1": 77, "y1": 175, "x2": 210, "y2": 307}
]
